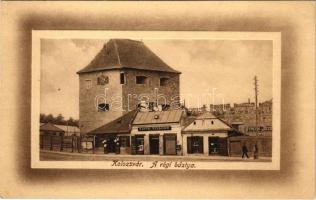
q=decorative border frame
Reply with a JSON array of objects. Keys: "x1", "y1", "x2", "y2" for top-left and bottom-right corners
[{"x1": 31, "y1": 30, "x2": 281, "y2": 170}]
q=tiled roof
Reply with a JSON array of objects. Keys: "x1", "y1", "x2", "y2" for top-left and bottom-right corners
[
  {"x1": 77, "y1": 39, "x2": 181, "y2": 74},
  {"x1": 183, "y1": 112, "x2": 232, "y2": 132},
  {"x1": 87, "y1": 110, "x2": 138, "y2": 135},
  {"x1": 40, "y1": 123, "x2": 65, "y2": 132},
  {"x1": 133, "y1": 110, "x2": 183, "y2": 125},
  {"x1": 54, "y1": 125, "x2": 80, "y2": 133},
  {"x1": 196, "y1": 112, "x2": 217, "y2": 119}
]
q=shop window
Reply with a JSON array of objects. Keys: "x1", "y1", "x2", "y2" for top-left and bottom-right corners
[
  {"x1": 85, "y1": 79, "x2": 92, "y2": 90},
  {"x1": 135, "y1": 136, "x2": 144, "y2": 155},
  {"x1": 98, "y1": 103, "x2": 109, "y2": 112},
  {"x1": 160, "y1": 77, "x2": 169, "y2": 86},
  {"x1": 136, "y1": 76, "x2": 147, "y2": 84},
  {"x1": 120, "y1": 72, "x2": 126, "y2": 84},
  {"x1": 97, "y1": 75, "x2": 109, "y2": 85},
  {"x1": 187, "y1": 136, "x2": 203, "y2": 154}
]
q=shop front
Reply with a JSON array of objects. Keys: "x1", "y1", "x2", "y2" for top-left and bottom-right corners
[
  {"x1": 182, "y1": 112, "x2": 233, "y2": 156},
  {"x1": 131, "y1": 110, "x2": 183, "y2": 156},
  {"x1": 86, "y1": 110, "x2": 137, "y2": 154}
]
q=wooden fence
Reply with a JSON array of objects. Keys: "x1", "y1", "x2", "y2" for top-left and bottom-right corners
[
  {"x1": 228, "y1": 136, "x2": 272, "y2": 157},
  {"x1": 40, "y1": 135, "x2": 80, "y2": 153}
]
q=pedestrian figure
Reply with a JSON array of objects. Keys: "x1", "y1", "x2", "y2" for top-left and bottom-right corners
[
  {"x1": 253, "y1": 143, "x2": 259, "y2": 160},
  {"x1": 242, "y1": 143, "x2": 249, "y2": 159},
  {"x1": 102, "y1": 139, "x2": 107, "y2": 154}
]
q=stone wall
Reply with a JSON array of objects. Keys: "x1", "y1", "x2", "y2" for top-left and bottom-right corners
[
  {"x1": 122, "y1": 69, "x2": 180, "y2": 112},
  {"x1": 78, "y1": 70, "x2": 123, "y2": 134},
  {"x1": 79, "y1": 69, "x2": 180, "y2": 134}
]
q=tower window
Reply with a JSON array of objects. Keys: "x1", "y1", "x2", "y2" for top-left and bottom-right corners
[
  {"x1": 120, "y1": 72, "x2": 126, "y2": 84},
  {"x1": 160, "y1": 77, "x2": 169, "y2": 86},
  {"x1": 85, "y1": 79, "x2": 92, "y2": 90},
  {"x1": 97, "y1": 75, "x2": 109, "y2": 85},
  {"x1": 136, "y1": 76, "x2": 147, "y2": 84},
  {"x1": 98, "y1": 103, "x2": 109, "y2": 112}
]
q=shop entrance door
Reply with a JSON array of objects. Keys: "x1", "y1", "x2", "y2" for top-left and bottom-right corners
[
  {"x1": 135, "y1": 136, "x2": 144, "y2": 155},
  {"x1": 106, "y1": 136, "x2": 116, "y2": 153},
  {"x1": 164, "y1": 134, "x2": 177, "y2": 155},
  {"x1": 149, "y1": 135, "x2": 160, "y2": 155},
  {"x1": 209, "y1": 137, "x2": 220, "y2": 155}
]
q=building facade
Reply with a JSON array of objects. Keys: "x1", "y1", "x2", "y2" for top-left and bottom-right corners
[
  {"x1": 77, "y1": 39, "x2": 181, "y2": 134},
  {"x1": 182, "y1": 112, "x2": 234, "y2": 156},
  {"x1": 131, "y1": 110, "x2": 183, "y2": 155}
]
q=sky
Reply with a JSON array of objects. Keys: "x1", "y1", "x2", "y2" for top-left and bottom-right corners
[{"x1": 40, "y1": 39, "x2": 272, "y2": 119}]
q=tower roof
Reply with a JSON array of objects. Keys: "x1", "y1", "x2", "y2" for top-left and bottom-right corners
[{"x1": 77, "y1": 39, "x2": 181, "y2": 74}]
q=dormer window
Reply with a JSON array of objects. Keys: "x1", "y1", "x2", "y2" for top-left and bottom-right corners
[
  {"x1": 160, "y1": 77, "x2": 169, "y2": 86},
  {"x1": 97, "y1": 75, "x2": 109, "y2": 85},
  {"x1": 136, "y1": 76, "x2": 147, "y2": 84}
]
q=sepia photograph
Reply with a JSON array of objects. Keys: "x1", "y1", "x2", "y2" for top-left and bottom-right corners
[
  {"x1": 1, "y1": 1, "x2": 315, "y2": 198},
  {"x1": 32, "y1": 31, "x2": 281, "y2": 170}
]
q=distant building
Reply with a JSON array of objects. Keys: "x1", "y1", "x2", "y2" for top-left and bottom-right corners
[
  {"x1": 210, "y1": 99, "x2": 272, "y2": 136},
  {"x1": 54, "y1": 124, "x2": 80, "y2": 136},
  {"x1": 209, "y1": 103, "x2": 231, "y2": 115},
  {"x1": 40, "y1": 123, "x2": 65, "y2": 136},
  {"x1": 77, "y1": 39, "x2": 181, "y2": 134}
]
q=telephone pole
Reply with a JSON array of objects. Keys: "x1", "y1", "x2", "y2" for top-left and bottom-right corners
[{"x1": 254, "y1": 76, "x2": 259, "y2": 136}]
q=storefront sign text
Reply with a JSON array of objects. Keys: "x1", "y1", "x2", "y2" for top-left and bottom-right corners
[{"x1": 138, "y1": 126, "x2": 172, "y2": 131}]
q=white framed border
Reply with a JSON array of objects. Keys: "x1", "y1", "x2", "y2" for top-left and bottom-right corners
[{"x1": 31, "y1": 31, "x2": 281, "y2": 170}]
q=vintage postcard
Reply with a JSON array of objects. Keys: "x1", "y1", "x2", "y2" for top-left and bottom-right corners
[{"x1": 31, "y1": 31, "x2": 281, "y2": 170}]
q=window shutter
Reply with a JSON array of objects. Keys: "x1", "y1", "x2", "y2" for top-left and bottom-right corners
[
  {"x1": 126, "y1": 136, "x2": 131, "y2": 147},
  {"x1": 187, "y1": 137, "x2": 192, "y2": 154},
  {"x1": 199, "y1": 136, "x2": 204, "y2": 153},
  {"x1": 131, "y1": 136, "x2": 136, "y2": 155}
]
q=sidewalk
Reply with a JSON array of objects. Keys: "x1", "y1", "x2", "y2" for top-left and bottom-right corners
[{"x1": 40, "y1": 150, "x2": 271, "y2": 162}]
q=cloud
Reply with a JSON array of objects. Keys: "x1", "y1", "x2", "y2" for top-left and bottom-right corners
[
  {"x1": 40, "y1": 39, "x2": 273, "y2": 118},
  {"x1": 40, "y1": 39, "x2": 104, "y2": 119}
]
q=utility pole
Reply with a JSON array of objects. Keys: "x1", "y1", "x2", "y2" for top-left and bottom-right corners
[{"x1": 254, "y1": 76, "x2": 259, "y2": 136}]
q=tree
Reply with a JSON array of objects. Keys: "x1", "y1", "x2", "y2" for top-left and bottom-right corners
[
  {"x1": 56, "y1": 114, "x2": 64, "y2": 124},
  {"x1": 68, "y1": 117, "x2": 75, "y2": 126},
  {"x1": 40, "y1": 113, "x2": 46, "y2": 123},
  {"x1": 40, "y1": 113, "x2": 79, "y2": 126},
  {"x1": 45, "y1": 114, "x2": 54, "y2": 123}
]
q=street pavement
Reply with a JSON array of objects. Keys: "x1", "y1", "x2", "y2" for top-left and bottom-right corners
[{"x1": 40, "y1": 150, "x2": 271, "y2": 162}]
